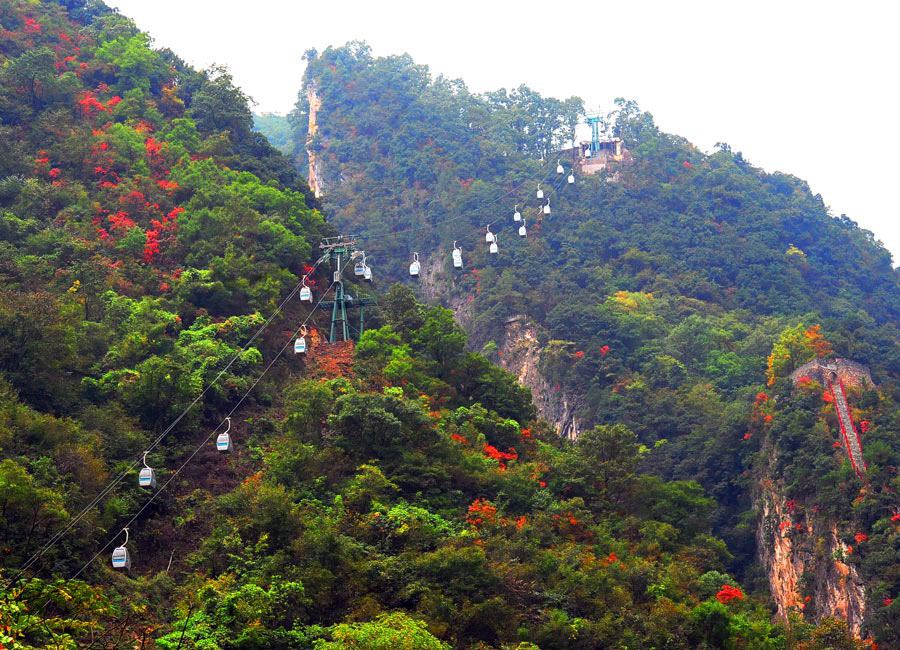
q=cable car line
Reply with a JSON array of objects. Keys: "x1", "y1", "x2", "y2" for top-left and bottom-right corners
[
  {"x1": 8, "y1": 153, "x2": 579, "y2": 602},
  {"x1": 22, "y1": 280, "x2": 339, "y2": 626},
  {"x1": 4, "y1": 254, "x2": 330, "y2": 592}
]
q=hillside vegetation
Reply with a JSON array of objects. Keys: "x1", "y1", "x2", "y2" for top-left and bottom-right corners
[
  {"x1": 2, "y1": 3, "x2": 870, "y2": 648},
  {"x1": 278, "y1": 43, "x2": 900, "y2": 645}
]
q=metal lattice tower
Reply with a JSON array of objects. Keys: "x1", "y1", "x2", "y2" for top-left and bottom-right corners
[
  {"x1": 586, "y1": 116, "x2": 603, "y2": 155},
  {"x1": 318, "y1": 236, "x2": 374, "y2": 343}
]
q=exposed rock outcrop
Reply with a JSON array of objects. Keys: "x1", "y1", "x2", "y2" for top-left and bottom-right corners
[
  {"x1": 756, "y1": 472, "x2": 867, "y2": 636},
  {"x1": 306, "y1": 84, "x2": 325, "y2": 198},
  {"x1": 496, "y1": 316, "x2": 583, "y2": 439}
]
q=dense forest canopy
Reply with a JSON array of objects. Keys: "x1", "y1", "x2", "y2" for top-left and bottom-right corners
[
  {"x1": 273, "y1": 42, "x2": 899, "y2": 646},
  {"x1": 0, "y1": 2, "x2": 895, "y2": 648}
]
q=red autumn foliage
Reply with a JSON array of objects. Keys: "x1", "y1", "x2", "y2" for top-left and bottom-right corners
[
  {"x1": 24, "y1": 17, "x2": 42, "y2": 33},
  {"x1": 796, "y1": 375, "x2": 813, "y2": 387},
  {"x1": 121, "y1": 190, "x2": 146, "y2": 205},
  {"x1": 450, "y1": 433, "x2": 468, "y2": 445},
  {"x1": 755, "y1": 392, "x2": 769, "y2": 404},
  {"x1": 833, "y1": 441, "x2": 842, "y2": 448},
  {"x1": 48, "y1": 168, "x2": 60, "y2": 179},
  {"x1": 785, "y1": 499, "x2": 797, "y2": 513},
  {"x1": 145, "y1": 137, "x2": 163, "y2": 158},
  {"x1": 482, "y1": 443, "x2": 518, "y2": 468},
  {"x1": 466, "y1": 498, "x2": 497, "y2": 527},
  {"x1": 860, "y1": 420, "x2": 870, "y2": 434},
  {"x1": 77, "y1": 91, "x2": 106, "y2": 117},
  {"x1": 157, "y1": 179, "x2": 179, "y2": 191},
  {"x1": 763, "y1": 414, "x2": 773, "y2": 424},
  {"x1": 716, "y1": 584, "x2": 744, "y2": 603},
  {"x1": 520, "y1": 427, "x2": 532, "y2": 439},
  {"x1": 105, "y1": 96, "x2": 122, "y2": 109},
  {"x1": 682, "y1": 160, "x2": 693, "y2": 169},
  {"x1": 891, "y1": 513, "x2": 900, "y2": 523},
  {"x1": 854, "y1": 533, "x2": 868, "y2": 543},
  {"x1": 742, "y1": 433, "x2": 751, "y2": 440},
  {"x1": 515, "y1": 515, "x2": 527, "y2": 530},
  {"x1": 606, "y1": 552, "x2": 619, "y2": 564},
  {"x1": 884, "y1": 598, "x2": 894, "y2": 607},
  {"x1": 779, "y1": 521, "x2": 792, "y2": 531},
  {"x1": 803, "y1": 324, "x2": 833, "y2": 358},
  {"x1": 599, "y1": 345, "x2": 610, "y2": 357},
  {"x1": 108, "y1": 211, "x2": 136, "y2": 232},
  {"x1": 574, "y1": 350, "x2": 585, "y2": 359},
  {"x1": 822, "y1": 390, "x2": 834, "y2": 403}
]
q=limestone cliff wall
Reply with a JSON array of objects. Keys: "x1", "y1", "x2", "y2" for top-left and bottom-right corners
[
  {"x1": 496, "y1": 317, "x2": 583, "y2": 439},
  {"x1": 756, "y1": 469, "x2": 866, "y2": 636},
  {"x1": 306, "y1": 84, "x2": 324, "y2": 198}
]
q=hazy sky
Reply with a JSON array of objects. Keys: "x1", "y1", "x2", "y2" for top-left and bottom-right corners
[{"x1": 110, "y1": 0, "x2": 899, "y2": 260}]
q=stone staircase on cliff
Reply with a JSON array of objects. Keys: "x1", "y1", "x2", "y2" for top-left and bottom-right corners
[{"x1": 827, "y1": 377, "x2": 866, "y2": 478}]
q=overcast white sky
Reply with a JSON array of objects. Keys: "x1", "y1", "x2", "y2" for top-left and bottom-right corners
[{"x1": 110, "y1": 0, "x2": 899, "y2": 260}]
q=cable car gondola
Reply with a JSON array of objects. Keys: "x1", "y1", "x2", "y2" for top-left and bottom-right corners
[
  {"x1": 111, "y1": 528, "x2": 131, "y2": 570},
  {"x1": 485, "y1": 225, "x2": 494, "y2": 243},
  {"x1": 518, "y1": 220, "x2": 527, "y2": 237},
  {"x1": 409, "y1": 252, "x2": 420, "y2": 277},
  {"x1": 452, "y1": 242, "x2": 463, "y2": 269},
  {"x1": 556, "y1": 160, "x2": 564, "y2": 174},
  {"x1": 536, "y1": 186, "x2": 544, "y2": 200},
  {"x1": 294, "y1": 325, "x2": 308, "y2": 354},
  {"x1": 513, "y1": 205, "x2": 521, "y2": 222},
  {"x1": 216, "y1": 417, "x2": 232, "y2": 453},
  {"x1": 490, "y1": 235, "x2": 499, "y2": 255},
  {"x1": 138, "y1": 451, "x2": 156, "y2": 489},
  {"x1": 299, "y1": 278, "x2": 312, "y2": 303},
  {"x1": 568, "y1": 172, "x2": 575, "y2": 184},
  {"x1": 543, "y1": 200, "x2": 551, "y2": 215}
]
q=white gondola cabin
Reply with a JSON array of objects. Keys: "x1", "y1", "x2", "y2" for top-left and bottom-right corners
[
  {"x1": 299, "y1": 284, "x2": 312, "y2": 303},
  {"x1": 568, "y1": 172, "x2": 575, "y2": 184},
  {"x1": 556, "y1": 160, "x2": 564, "y2": 174},
  {"x1": 452, "y1": 242, "x2": 463, "y2": 269},
  {"x1": 536, "y1": 186, "x2": 544, "y2": 199},
  {"x1": 513, "y1": 205, "x2": 521, "y2": 222},
  {"x1": 489, "y1": 236, "x2": 499, "y2": 255},
  {"x1": 138, "y1": 452, "x2": 156, "y2": 489},
  {"x1": 409, "y1": 252, "x2": 420, "y2": 277},
  {"x1": 518, "y1": 221, "x2": 527, "y2": 237},
  {"x1": 485, "y1": 226, "x2": 494, "y2": 243},
  {"x1": 543, "y1": 200, "x2": 551, "y2": 215},
  {"x1": 216, "y1": 417, "x2": 232, "y2": 453},
  {"x1": 354, "y1": 261, "x2": 366, "y2": 276},
  {"x1": 363, "y1": 265, "x2": 372, "y2": 281},
  {"x1": 294, "y1": 325, "x2": 308, "y2": 355},
  {"x1": 111, "y1": 528, "x2": 131, "y2": 569}
]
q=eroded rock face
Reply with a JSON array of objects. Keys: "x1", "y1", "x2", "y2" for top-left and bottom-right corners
[
  {"x1": 306, "y1": 84, "x2": 325, "y2": 198},
  {"x1": 496, "y1": 316, "x2": 583, "y2": 439},
  {"x1": 756, "y1": 478, "x2": 866, "y2": 636}
]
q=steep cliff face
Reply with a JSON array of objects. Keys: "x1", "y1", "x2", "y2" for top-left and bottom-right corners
[
  {"x1": 757, "y1": 472, "x2": 867, "y2": 636},
  {"x1": 306, "y1": 84, "x2": 325, "y2": 198},
  {"x1": 496, "y1": 317, "x2": 583, "y2": 439}
]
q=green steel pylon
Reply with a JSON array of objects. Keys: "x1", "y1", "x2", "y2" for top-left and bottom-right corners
[{"x1": 318, "y1": 235, "x2": 374, "y2": 343}]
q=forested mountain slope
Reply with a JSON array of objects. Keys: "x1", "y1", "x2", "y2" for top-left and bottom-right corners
[
  {"x1": 1, "y1": 2, "x2": 880, "y2": 648},
  {"x1": 278, "y1": 43, "x2": 900, "y2": 645}
]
